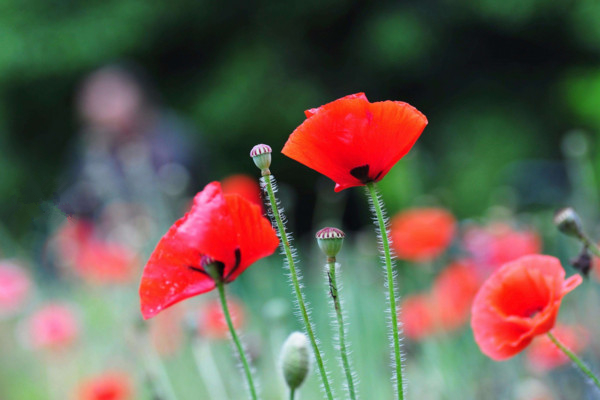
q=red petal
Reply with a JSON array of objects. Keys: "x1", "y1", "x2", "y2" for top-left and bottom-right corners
[
  {"x1": 283, "y1": 94, "x2": 427, "y2": 192},
  {"x1": 223, "y1": 194, "x2": 279, "y2": 282}
]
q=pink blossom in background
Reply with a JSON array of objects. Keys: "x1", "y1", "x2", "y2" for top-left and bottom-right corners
[
  {"x1": 27, "y1": 303, "x2": 79, "y2": 350},
  {"x1": 75, "y1": 371, "x2": 133, "y2": 400},
  {"x1": 526, "y1": 325, "x2": 589, "y2": 372},
  {"x1": 0, "y1": 261, "x2": 31, "y2": 317},
  {"x1": 198, "y1": 297, "x2": 246, "y2": 340}
]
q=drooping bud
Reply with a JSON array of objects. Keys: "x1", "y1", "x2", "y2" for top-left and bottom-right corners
[
  {"x1": 571, "y1": 246, "x2": 592, "y2": 278},
  {"x1": 250, "y1": 144, "x2": 272, "y2": 175},
  {"x1": 554, "y1": 207, "x2": 584, "y2": 239},
  {"x1": 316, "y1": 227, "x2": 345, "y2": 259},
  {"x1": 280, "y1": 331, "x2": 310, "y2": 392}
]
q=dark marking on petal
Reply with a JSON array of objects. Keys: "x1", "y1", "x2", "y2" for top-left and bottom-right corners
[
  {"x1": 188, "y1": 265, "x2": 210, "y2": 278},
  {"x1": 350, "y1": 165, "x2": 370, "y2": 183},
  {"x1": 224, "y1": 247, "x2": 242, "y2": 282},
  {"x1": 373, "y1": 170, "x2": 383, "y2": 181}
]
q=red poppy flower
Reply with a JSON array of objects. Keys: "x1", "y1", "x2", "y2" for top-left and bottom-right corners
[
  {"x1": 282, "y1": 93, "x2": 427, "y2": 192},
  {"x1": 471, "y1": 255, "x2": 582, "y2": 360},
  {"x1": 526, "y1": 324, "x2": 588, "y2": 372},
  {"x1": 27, "y1": 303, "x2": 79, "y2": 350},
  {"x1": 391, "y1": 208, "x2": 456, "y2": 262},
  {"x1": 401, "y1": 294, "x2": 435, "y2": 340},
  {"x1": 431, "y1": 260, "x2": 481, "y2": 331},
  {"x1": 75, "y1": 371, "x2": 133, "y2": 400},
  {"x1": 221, "y1": 174, "x2": 263, "y2": 208},
  {"x1": 198, "y1": 297, "x2": 245, "y2": 339},
  {"x1": 139, "y1": 182, "x2": 279, "y2": 319},
  {"x1": 464, "y1": 223, "x2": 541, "y2": 272},
  {"x1": 0, "y1": 261, "x2": 31, "y2": 317}
]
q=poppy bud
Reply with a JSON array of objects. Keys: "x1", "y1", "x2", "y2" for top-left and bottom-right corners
[
  {"x1": 554, "y1": 207, "x2": 583, "y2": 239},
  {"x1": 250, "y1": 144, "x2": 272, "y2": 175},
  {"x1": 316, "y1": 227, "x2": 345, "y2": 259},
  {"x1": 280, "y1": 331, "x2": 310, "y2": 392},
  {"x1": 571, "y1": 246, "x2": 592, "y2": 278}
]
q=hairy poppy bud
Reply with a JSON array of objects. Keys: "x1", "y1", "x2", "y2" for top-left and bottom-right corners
[
  {"x1": 280, "y1": 331, "x2": 310, "y2": 391},
  {"x1": 554, "y1": 207, "x2": 583, "y2": 239},
  {"x1": 250, "y1": 144, "x2": 272, "y2": 175},
  {"x1": 316, "y1": 227, "x2": 345, "y2": 259}
]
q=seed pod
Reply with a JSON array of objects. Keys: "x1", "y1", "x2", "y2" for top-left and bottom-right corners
[
  {"x1": 316, "y1": 227, "x2": 345, "y2": 259},
  {"x1": 280, "y1": 331, "x2": 310, "y2": 391},
  {"x1": 250, "y1": 144, "x2": 272, "y2": 174}
]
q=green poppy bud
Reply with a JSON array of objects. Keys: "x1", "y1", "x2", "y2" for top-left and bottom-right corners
[
  {"x1": 280, "y1": 331, "x2": 310, "y2": 391},
  {"x1": 554, "y1": 207, "x2": 583, "y2": 239},
  {"x1": 316, "y1": 227, "x2": 345, "y2": 258}
]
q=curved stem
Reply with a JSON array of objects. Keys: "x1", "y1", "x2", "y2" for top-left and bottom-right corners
[
  {"x1": 217, "y1": 281, "x2": 259, "y2": 400},
  {"x1": 263, "y1": 175, "x2": 334, "y2": 400},
  {"x1": 581, "y1": 233, "x2": 600, "y2": 258},
  {"x1": 327, "y1": 261, "x2": 357, "y2": 400},
  {"x1": 366, "y1": 182, "x2": 404, "y2": 400},
  {"x1": 547, "y1": 331, "x2": 600, "y2": 390}
]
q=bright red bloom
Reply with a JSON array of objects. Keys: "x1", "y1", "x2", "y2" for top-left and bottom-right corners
[
  {"x1": 0, "y1": 261, "x2": 31, "y2": 317},
  {"x1": 526, "y1": 325, "x2": 588, "y2": 371},
  {"x1": 28, "y1": 303, "x2": 79, "y2": 350},
  {"x1": 139, "y1": 182, "x2": 279, "y2": 319},
  {"x1": 198, "y1": 297, "x2": 245, "y2": 339},
  {"x1": 431, "y1": 260, "x2": 481, "y2": 331},
  {"x1": 221, "y1": 174, "x2": 263, "y2": 208},
  {"x1": 75, "y1": 371, "x2": 133, "y2": 400},
  {"x1": 464, "y1": 223, "x2": 541, "y2": 272},
  {"x1": 282, "y1": 93, "x2": 428, "y2": 192},
  {"x1": 471, "y1": 255, "x2": 582, "y2": 360},
  {"x1": 391, "y1": 208, "x2": 456, "y2": 262},
  {"x1": 401, "y1": 294, "x2": 435, "y2": 340}
]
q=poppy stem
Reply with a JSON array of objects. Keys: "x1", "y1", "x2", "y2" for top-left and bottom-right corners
[
  {"x1": 547, "y1": 331, "x2": 600, "y2": 390},
  {"x1": 216, "y1": 281, "x2": 259, "y2": 400},
  {"x1": 366, "y1": 182, "x2": 404, "y2": 400},
  {"x1": 580, "y1": 233, "x2": 600, "y2": 259},
  {"x1": 262, "y1": 174, "x2": 335, "y2": 400},
  {"x1": 290, "y1": 388, "x2": 295, "y2": 400},
  {"x1": 327, "y1": 260, "x2": 357, "y2": 400}
]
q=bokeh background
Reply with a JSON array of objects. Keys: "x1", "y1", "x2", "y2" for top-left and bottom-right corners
[{"x1": 2, "y1": 0, "x2": 600, "y2": 399}]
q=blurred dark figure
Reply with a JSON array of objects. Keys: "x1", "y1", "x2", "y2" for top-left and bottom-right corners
[{"x1": 57, "y1": 63, "x2": 204, "y2": 248}]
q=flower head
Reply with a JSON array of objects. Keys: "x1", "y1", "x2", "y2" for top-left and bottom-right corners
[
  {"x1": 139, "y1": 182, "x2": 279, "y2": 319},
  {"x1": 471, "y1": 255, "x2": 582, "y2": 360},
  {"x1": 221, "y1": 174, "x2": 263, "y2": 208},
  {"x1": 401, "y1": 294, "x2": 435, "y2": 340},
  {"x1": 27, "y1": 303, "x2": 79, "y2": 350},
  {"x1": 282, "y1": 93, "x2": 427, "y2": 192},
  {"x1": 198, "y1": 297, "x2": 245, "y2": 339},
  {"x1": 391, "y1": 207, "x2": 456, "y2": 262},
  {"x1": 75, "y1": 371, "x2": 133, "y2": 400},
  {"x1": 0, "y1": 261, "x2": 31, "y2": 317}
]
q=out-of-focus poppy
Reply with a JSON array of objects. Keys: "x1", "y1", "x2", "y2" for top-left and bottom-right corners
[
  {"x1": 0, "y1": 261, "x2": 31, "y2": 317},
  {"x1": 149, "y1": 303, "x2": 185, "y2": 356},
  {"x1": 27, "y1": 303, "x2": 79, "y2": 350},
  {"x1": 139, "y1": 182, "x2": 279, "y2": 319},
  {"x1": 75, "y1": 371, "x2": 133, "y2": 400},
  {"x1": 463, "y1": 223, "x2": 541, "y2": 272},
  {"x1": 401, "y1": 294, "x2": 435, "y2": 340},
  {"x1": 54, "y1": 218, "x2": 139, "y2": 284},
  {"x1": 471, "y1": 255, "x2": 581, "y2": 360},
  {"x1": 391, "y1": 208, "x2": 456, "y2": 262},
  {"x1": 526, "y1": 325, "x2": 588, "y2": 372},
  {"x1": 431, "y1": 260, "x2": 480, "y2": 331},
  {"x1": 282, "y1": 93, "x2": 427, "y2": 192},
  {"x1": 221, "y1": 174, "x2": 263, "y2": 208},
  {"x1": 198, "y1": 297, "x2": 245, "y2": 339}
]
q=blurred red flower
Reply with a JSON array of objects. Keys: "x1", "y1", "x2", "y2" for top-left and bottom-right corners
[
  {"x1": 463, "y1": 223, "x2": 541, "y2": 272},
  {"x1": 54, "y1": 219, "x2": 139, "y2": 284},
  {"x1": 198, "y1": 297, "x2": 245, "y2": 339},
  {"x1": 391, "y1": 208, "x2": 456, "y2": 262},
  {"x1": 27, "y1": 303, "x2": 79, "y2": 350},
  {"x1": 282, "y1": 93, "x2": 427, "y2": 192},
  {"x1": 401, "y1": 294, "x2": 435, "y2": 340},
  {"x1": 221, "y1": 174, "x2": 263, "y2": 208},
  {"x1": 139, "y1": 182, "x2": 279, "y2": 319},
  {"x1": 75, "y1": 371, "x2": 133, "y2": 400},
  {"x1": 471, "y1": 255, "x2": 581, "y2": 360},
  {"x1": 431, "y1": 260, "x2": 480, "y2": 331},
  {"x1": 0, "y1": 261, "x2": 31, "y2": 317},
  {"x1": 526, "y1": 325, "x2": 589, "y2": 372},
  {"x1": 149, "y1": 303, "x2": 186, "y2": 356}
]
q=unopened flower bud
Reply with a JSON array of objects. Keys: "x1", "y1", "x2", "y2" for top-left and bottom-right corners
[
  {"x1": 571, "y1": 246, "x2": 592, "y2": 278},
  {"x1": 280, "y1": 331, "x2": 310, "y2": 391},
  {"x1": 250, "y1": 144, "x2": 272, "y2": 175},
  {"x1": 316, "y1": 227, "x2": 345, "y2": 259},
  {"x1": 554, "y1": 207, "x2": 583, "y2": 239}
]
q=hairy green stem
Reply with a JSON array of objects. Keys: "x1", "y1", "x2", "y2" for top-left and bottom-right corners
[
  {"x1": 217, "y1": 281, "x2": 259, "y2": 400},
  {"x1": 547, "y1": 331, "x2": 600, "y2": 390},
  {"x1": 327, "y1": 260, "x2": 357, "y2": 400},
  {"x1": 263, "y1": 175, "x2": 334, "y2": 400},
  {"x1": 366, "y1": 182, "x2": 404, "y2": 400}
]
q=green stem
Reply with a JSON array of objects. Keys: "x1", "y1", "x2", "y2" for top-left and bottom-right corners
[
  {"x1": 263, "y1": 175, "x2": 334, "y2": 400},
  {"x1": 547, "y1": 331, "x2": 600, "y2": 390},
  {"x1": 580, "y1": 233, "x2": 600, "y2": 258},
  {"x1": 217, "y1": 281, "x2": 259, "y2": 400},
  {"x1": 290, "y1": 388, "x2": 295, "y2": 400},
  {"x1": 366, "y1": 182, "x2": 404, "y2": 400},
  {"x1": 327, "y1": 260, "x2": 357, "y2": 400},
  {"x1": 146, "y1": 345, "x2": 180, "y2": 400}
]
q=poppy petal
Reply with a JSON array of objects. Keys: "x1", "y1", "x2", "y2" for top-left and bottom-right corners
[{"x1": 562, "y1": 273, "x2": 583, "y2": 294}]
